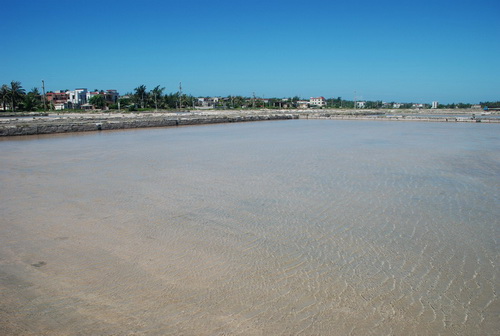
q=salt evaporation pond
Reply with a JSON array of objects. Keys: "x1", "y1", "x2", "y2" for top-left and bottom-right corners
[{"x1": 0, "y1": 120, "x2": 498, "y2": 335}]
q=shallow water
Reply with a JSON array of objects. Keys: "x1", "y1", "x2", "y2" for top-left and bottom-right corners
[{"x1": 0, "y1": 120, "x2": 498, "y2": 335}]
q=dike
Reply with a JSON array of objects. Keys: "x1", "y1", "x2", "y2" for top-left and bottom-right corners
[{"x1": 0, "y1": 113, "x2": 298, "y2": 137}]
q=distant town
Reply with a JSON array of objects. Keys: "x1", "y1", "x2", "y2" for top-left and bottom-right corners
[{"x1": 1, "y1": 80, "x2": 499, "y2": 113}]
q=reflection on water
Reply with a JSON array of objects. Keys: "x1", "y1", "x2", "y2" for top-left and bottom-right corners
[{"x1": 0, "y1": 120, "x2": 499, "y2": 335}]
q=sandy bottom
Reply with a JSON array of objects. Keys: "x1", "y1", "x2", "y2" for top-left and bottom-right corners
[{"x1": 0, "y1": 120, "x2": 499, "y2": 335}]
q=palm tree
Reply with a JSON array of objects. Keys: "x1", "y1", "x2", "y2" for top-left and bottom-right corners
[
  {"x1": 9, "y1": 81, "x2": 25, "y2": 112},
  {"x1": 150, "y1": 85, "x2": 165, "y2": 111},
  {"x1": 233, "y1": 96, "x2": 245, "y2": 108},
  {"x1": 134, "y1": 85, "x2": 147, "y2": 109},
  {"x1": 31, "y1": 87, "x2": 40, "y2": 96},
  {"x1": 0, "y1": 84, "x2": 9, "y2": 111},
  {"x1": 23, "y1": 88, "x2": 42, "y2": 111}
]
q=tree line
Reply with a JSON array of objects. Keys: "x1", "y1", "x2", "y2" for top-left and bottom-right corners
[
  {"x1": 480, "y1": 101, "x2": 500, "y2": 109},
  {"x1": 2, "y1": 80, "x2": 498, "y2": 112},
  {"x1": 0, "y1": 81, "x2": 44, "y2": 112},
  {"x1": 122, "y1": 85, "x2": 197, "y2": 111}
]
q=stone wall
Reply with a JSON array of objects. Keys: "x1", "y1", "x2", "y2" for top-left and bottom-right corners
[{"x1": 0, "y1": 114, "x2": 298, "y2": 137}]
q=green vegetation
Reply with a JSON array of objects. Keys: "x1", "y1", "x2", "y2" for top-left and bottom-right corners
[
  {"x1": 2, "y1": 80, "x2": 498, "y2": 112},
  {"x1": 89, "y1": 94, "x2": 106, "y2": 109},
  {"x1": 437, "y1": 103, "x2": 472, "y2": 109},
  {"x1": 0, "y1": 84, "x2": 9, "y2": 111},
  {"x1": 23, "y1": 88, "x2": 41, "y2": 111},
  {"x1": 150, "y1": 85, "x2": 165, "y2": 111},
  {"x1": 0, "y1": 81, "x2": 45, "y2": 112},
  {"x1": 126, "y1": 85, "x2": 197, "y2": 110},
  {"x1": 9, "y1": 81, "x2": 26, "y2": 112},
  {"x1": 133, "y1": 85, "x2": 148, "y2": 109},
  {"x1": 480, "y1": 101, "x2": 500, "y2": 108}
]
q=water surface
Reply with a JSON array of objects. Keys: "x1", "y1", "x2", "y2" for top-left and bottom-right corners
[{"x1": 0, "y1": 120, "x2": 498, "y2": 335}]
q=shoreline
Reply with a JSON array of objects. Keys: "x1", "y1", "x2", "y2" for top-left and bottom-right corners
[{"x1": 0, "y1": 109, "x2": 498, "y2": 137}]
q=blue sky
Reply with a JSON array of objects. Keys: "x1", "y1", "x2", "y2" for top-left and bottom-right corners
[{"x1": 1, "y1": 0, "x2": 499, "y2": 103}]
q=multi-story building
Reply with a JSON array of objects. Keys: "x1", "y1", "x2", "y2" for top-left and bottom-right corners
[
  {"x1": 68, "y1": 88, "x2": 88, "y2": 107},
  {"x1": 197, "y1": 97, "x2": 219, "y2": 108},
  {"x1": 310, "y1": 97, "x2": 326, "y2": 107},
  {"x1": 86, "y1": 90, "x2": 100, "y2": 101},
  {"x1": 432, "y1": 101, "x2": 439, "y2": 109},
  {"x1": 45, "y1": 88, "x2": 119, "y2": 110},
  {"x1": 104, "y1": 90, "x2": 119, "y2": 104},
  {"x1": 46, "y1": 91, "x2": 71, "y2": 110},
  {"x1": 46, "y1": 91, "x2": 69, "y2": 104},
  {"x1": 86, "y1": 90, "x2": 119, "y2": 105}
]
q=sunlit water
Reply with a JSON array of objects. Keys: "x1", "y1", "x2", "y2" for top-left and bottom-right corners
[{"x1": 0, "y1": 120, "x2": 498, "y2": 335}]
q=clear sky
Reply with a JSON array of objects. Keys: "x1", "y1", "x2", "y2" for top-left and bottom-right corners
[{"x1": 1, "y1": 0, "x2": 499, "y2": 104}]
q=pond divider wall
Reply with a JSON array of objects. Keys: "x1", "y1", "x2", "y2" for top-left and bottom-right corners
[
  {"x1": 0, "y1": 114, "x2": 298, "y2": 137},
  {"x1": 1, "y1": 111, "x2": 498, "y2": 137}
]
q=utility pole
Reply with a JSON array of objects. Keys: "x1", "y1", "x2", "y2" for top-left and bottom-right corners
[
  {"x1": 354, "y1": 90, "x2": 357, "y2": 113},
  {"x1": 178, "y1": 82, "x2": 182, "y2": 110},
  {"x1": 41, "y1": 80, "x2": 47, "y2": 112},
  {"x1": 252, "y1": 92, "x2": 256, "y2": 109}
]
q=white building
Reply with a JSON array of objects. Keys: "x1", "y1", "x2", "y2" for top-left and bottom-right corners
[
  {"x1": 86, "y1": 90, "x2": 119, "y2": 105},
  {"x1": 86, "y1": 90, "x2": 100, "y2": 101},
  {"x1": 310, "y1": 97, "x2": 326, "y2": 107},
  {"x1": 197, "y1": 97, "x2": 219, "y2": 108},
  {"x1": 68, "y1": 88, "x2": 88, "y2": 107},
  {"x1": 54, "y1": 103, "x2": 68, "y2": 110},
  {"x1": 46, "y1": 88, "x2": 119, "y2": 110},
  {"x1": 356, "y1": 101, "x2": 366, "y2": 108},
  {"x1": 432, "y1": 101, "x2": 439, "y2": 109}
]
